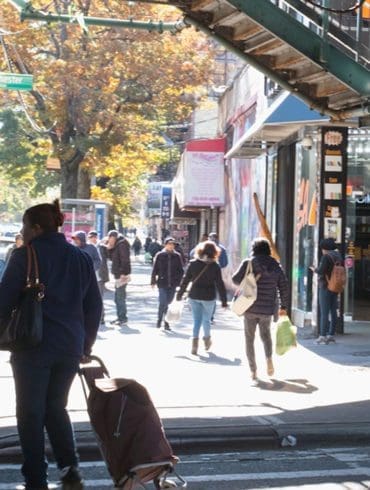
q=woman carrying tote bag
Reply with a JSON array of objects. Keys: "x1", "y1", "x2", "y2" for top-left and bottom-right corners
[
  {"x1": 232, "y1": 237, "x2": 289, "y2": 381},
  {"x1": 0, "y1": 200, "x2": 102, "y2": 490},
  {"x1": 177, "y1": 240, "x2": 228, "y2": 355}
]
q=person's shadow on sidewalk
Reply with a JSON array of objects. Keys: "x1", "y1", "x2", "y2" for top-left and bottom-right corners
[
  {"x1": 176, "y1": 353, "x2": 242, "y2": 366},
  {"x1": 255, "y1": 378, "x2": 318, "y2": 394}
]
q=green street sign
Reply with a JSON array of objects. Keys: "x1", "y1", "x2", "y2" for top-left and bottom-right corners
[{"x1": 0, "y1": 72, "x2": 33, "y2": 91}]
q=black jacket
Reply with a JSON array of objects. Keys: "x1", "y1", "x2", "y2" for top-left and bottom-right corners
[
  {"x1": 232, "y1": 255, "x2": 289, "y2": 316},
  {"x1": 108, "y1": 237, "x2": 131, "y2": 279},
  {"x1": 177, "y1": 259, "x2": 227, "y2": 305},
  {"x1": 151, "y1": 250, "x2": 183, "y2": 288},
  {"x1": 316, "y1": 250, "x2": 343, "y2": 289}
]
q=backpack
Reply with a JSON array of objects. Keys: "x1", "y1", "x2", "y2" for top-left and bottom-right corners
[{"x1": 326, "y1": 253, "x2": 346, "y2": 294}]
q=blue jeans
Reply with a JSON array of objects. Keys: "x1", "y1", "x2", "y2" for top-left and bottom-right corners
[
  {"x1": 158, "y1": 287, "x2": 176, "y2": 321},
  {"x1": 319, "y1": 287, "x2": 338, "y2": 336},
  {"x1": 115, "y1": 284, "x2": 127, "y2": 322},
  {"x1": 189, "y1": 299, "x2": 215, "y2": 339},
  {"x1": 10, "y1": 353, "x2": 80, "y2": 488}
]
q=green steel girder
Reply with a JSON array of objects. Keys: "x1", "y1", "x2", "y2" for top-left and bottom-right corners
[
  {"x1": 6, "y1": 0, "x2": 185, "y2": 33},
  {"x1": 226, "y1": 0, "x2": 370, "y2": 97}
]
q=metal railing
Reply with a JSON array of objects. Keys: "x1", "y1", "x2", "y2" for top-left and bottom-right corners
[{"x1": 272, "y1": 0, "x2": 370, "y2": 68}]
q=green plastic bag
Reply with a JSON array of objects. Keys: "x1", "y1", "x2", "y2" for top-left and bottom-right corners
[{"x1": 276, "y1": 316, "x2": 297, "y2": 356}]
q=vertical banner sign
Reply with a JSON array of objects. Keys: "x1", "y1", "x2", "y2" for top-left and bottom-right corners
[
  {"x1": 161, "y1": 186, "x2": 172, "y2": 219},
  {"x1": 319, "y1": 127, "x2": 348, "y2": 334},
  {"x1": 95, "y1": 204, "x2": 106, "y2": 239}
]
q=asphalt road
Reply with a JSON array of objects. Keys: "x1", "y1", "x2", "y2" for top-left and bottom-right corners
[{"x1": 2, "y1": 446, "x2": 370, "y2": 489}]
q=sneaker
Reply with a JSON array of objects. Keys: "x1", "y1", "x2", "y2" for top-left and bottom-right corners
[
  {"x1": 326, "y1": 335, "x2": 336, "y2": 343},
  {"x1": 110, "y1": 319, "x2": 121, "y2": 325},
  {"x1": 119, "y1": 321, "x2": 128, "y2": 327},
  {"x1": 315, "y1": 336, "x2": 328, "y2": 345},
  {"x1": 60, "y1": 466, "x2": 83, "y2": 490}
]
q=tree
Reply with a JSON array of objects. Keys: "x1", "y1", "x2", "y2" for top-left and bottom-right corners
[{"x1": 1, "y1": 1, "x2": 214, "y2": 208}]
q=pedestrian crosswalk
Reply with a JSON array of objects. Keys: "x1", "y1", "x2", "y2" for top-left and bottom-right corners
[{"x1": 1, "y1": 448, "x2": 370, "y2": 489}]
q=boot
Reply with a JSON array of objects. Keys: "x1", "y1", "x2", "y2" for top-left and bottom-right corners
[
  {"x1": 267, "y1": 357, "x2": 274, "y2": 377},
  {"x1": 191, "y1": 338, "x2": 199, "y2": 355},
  {"x1": 203, "y1": 336, "x2": 212, "y2": 351}
]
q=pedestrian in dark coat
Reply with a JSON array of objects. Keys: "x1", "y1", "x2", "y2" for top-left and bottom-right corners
[
  {"x1": 177, "y1": 241, "x2": 228, "y2": 355},
  {"x1": 232, "y1": 237, "x2": 289, "y2": 380},
  {"x1": 132, "y1": 236, "x2": 142, "y2": 256},
  {"x1": 313, "y1": 238, "x2": 343, "y2": 344},
  {"x1": 0, "y1": 200, "x2": 102, "y2": 489},
  {"x1": 107, "y1": 230, "x2": 131, "y2": 327},
  {"x1": 151, "y1": 237, "x2": 183, "y2": 330},
  {"x1": 148, "y1": 239, "x2": 162, "y2": 262}
]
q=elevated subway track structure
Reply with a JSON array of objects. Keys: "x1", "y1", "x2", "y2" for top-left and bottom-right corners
[{"x1": 5, "y1": 0, "x2": 370, "y2": 121}]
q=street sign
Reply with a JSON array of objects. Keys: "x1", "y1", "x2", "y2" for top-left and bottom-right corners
[{"x1": 0, "y1": 72, "x2": 33, "y2": 91}]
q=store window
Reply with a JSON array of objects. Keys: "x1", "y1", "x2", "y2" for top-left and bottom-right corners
[
  {"x1": 292, "y1": 142, "x2": 317, "y2": 314},
  {"x1": 346, "y1": 130, "x2": 370, "y2": 321}
]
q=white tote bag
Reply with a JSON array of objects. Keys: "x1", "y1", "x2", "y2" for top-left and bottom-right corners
[{"x1": 231, "y1": 260, "x2": 259, "y2": 316}]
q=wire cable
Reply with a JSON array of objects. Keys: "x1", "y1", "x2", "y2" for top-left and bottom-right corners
[{"x1": 303, "y1": 0, "x2": 367, "y2": 13}]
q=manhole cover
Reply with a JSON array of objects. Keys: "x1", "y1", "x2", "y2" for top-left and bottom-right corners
[{"x1": 352, "y1": 351, "x2": 370, "y2": 357}]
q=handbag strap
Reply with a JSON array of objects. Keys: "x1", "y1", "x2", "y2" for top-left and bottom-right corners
[
  {"x1": 26, "y1": 244, "x2": 41, "y2": 286},
  {"x1": 190, "y1": 262, "x2": 211, "y2": 289}
]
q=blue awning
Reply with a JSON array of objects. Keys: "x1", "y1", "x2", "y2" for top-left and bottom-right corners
[{"x1": 225, "y1": 91, "x2": 330, "y2": 159}]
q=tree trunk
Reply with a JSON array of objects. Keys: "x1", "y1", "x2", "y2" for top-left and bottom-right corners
[
  {"x1": 60, "y1": 152, "x2": 85, "y2": 199},
  {"x1": 77, "y1": 167, "x2": 91, "y2": 199}
]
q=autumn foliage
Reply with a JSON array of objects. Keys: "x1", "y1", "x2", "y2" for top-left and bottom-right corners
[{"x1": 0, "y1": 1, "x2": 214, "y2": 215}]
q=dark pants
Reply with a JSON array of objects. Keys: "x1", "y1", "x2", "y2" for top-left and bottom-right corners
[
  {"x1": 11, "y1": 353, "x2": 80, "y2": 488},
  {"x1": 319, "y1": 287, "x2": 338, "y2": 336},
  {"x1": 158, "y1": 287, "x2": 176, "y2": 322},
  {"x1": 243, "y1": 313, "x2": 273, "y2": 373},
  {"x1": 115, "y1": 284, "x2": 128, "y2": 322},
  {"x1": 98, "y1": 280, "x2": 105, "y2": 323}
]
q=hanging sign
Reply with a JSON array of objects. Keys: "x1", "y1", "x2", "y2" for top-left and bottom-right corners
[{"x1": 0, "y1": 72, "x2": 33, "y2": 91}]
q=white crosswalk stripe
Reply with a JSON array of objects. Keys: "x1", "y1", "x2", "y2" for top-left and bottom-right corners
[{"x1": 1, "y1": 448, "x2": 370, "y2": 489}]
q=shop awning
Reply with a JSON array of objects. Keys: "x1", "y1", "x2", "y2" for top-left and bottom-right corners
[{"x1": 225, "y1": 91, "x2": 329, "y2": 159}]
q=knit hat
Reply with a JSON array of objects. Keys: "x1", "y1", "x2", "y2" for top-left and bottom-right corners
[{"x1": 320, "y1": 238, "x2": 337, "y2": 251}]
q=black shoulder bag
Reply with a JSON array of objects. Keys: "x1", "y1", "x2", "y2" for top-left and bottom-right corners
[{"x1": 0, "y1": 245, "x2": 45, "y2": 351}]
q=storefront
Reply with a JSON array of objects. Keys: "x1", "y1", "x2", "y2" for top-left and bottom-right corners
[
  {"x1": 291, "y1": 127, "x2": 370, "y2": 329},
  {"x1": 346, "y1": 130, "x2": 370, "y2": 322}
]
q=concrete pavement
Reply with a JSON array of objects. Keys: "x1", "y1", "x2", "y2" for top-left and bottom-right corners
[{"x1": 0, "y1": 257, "x2": 370, "y2": 460}]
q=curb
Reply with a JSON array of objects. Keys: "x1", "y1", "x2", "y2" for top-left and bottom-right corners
[{"x1": 2, "y1": 422, "x2": 370, "y2": 463}]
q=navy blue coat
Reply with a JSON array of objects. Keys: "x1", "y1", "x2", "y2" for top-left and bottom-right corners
[
  {"x1": 232, "y1": 255, "x2": 289, "y2": 316},
  {"x1": 0, "y1": 232, "x2": 102, "y2": 357}
]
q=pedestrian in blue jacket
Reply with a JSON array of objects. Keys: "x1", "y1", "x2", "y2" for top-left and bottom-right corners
[{"x1": 0, "y1": 200, "x2": 102, "y2": 490}]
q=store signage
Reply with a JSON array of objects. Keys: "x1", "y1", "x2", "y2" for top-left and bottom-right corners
[
  {"x1": 319, "y1": 126, "x2": 348, "y2": 334},
  {"x1": 0, "y1": 72, "x2": 33, "y2": 91},
  {"x1": 161, "y1": 186, "x2": 172, "y2": 219}
]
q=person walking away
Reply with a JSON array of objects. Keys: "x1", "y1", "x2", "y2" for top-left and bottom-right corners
[
  {"x1": 88, "y1": 230, "x2": 109, "y2": 326},
  {"x1": 177, "y1": 240, "x2": 228, "y2": 355},
  {"x1": 132, "y1": 236, "x2": 142, "y2": 257},
  {"x1": 0, "y1": 200, "x2": 102, "y2": 490},
  {"x1": 144, "y1": 236, "x2": 152, "y2": 253},
  {"x1": 151, "y1": 237, "x2": 183, "y2": 330},
  {"x1": 148, "y1": 239, "x2": 162, "y2": 263},
  {"x1": 107, "y1": 230, "x2": 131, "y2": 327},
  {"x1": 5, "y1": 233, "x2": 23, "y2": 263},
  {"x1": 72, "y1": 230, "x2": 101, "y2": 272},
  {"x1": 232, "y1": 237, "x2": 289, "y2": 380},
  {"x1": 313, "y1": 238, "x2": 343, "y2": 344}
]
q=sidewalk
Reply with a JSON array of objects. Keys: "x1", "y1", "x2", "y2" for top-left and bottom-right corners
[{"x1": 0, "y1": 258, "x2": 370, "y2": 460}]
